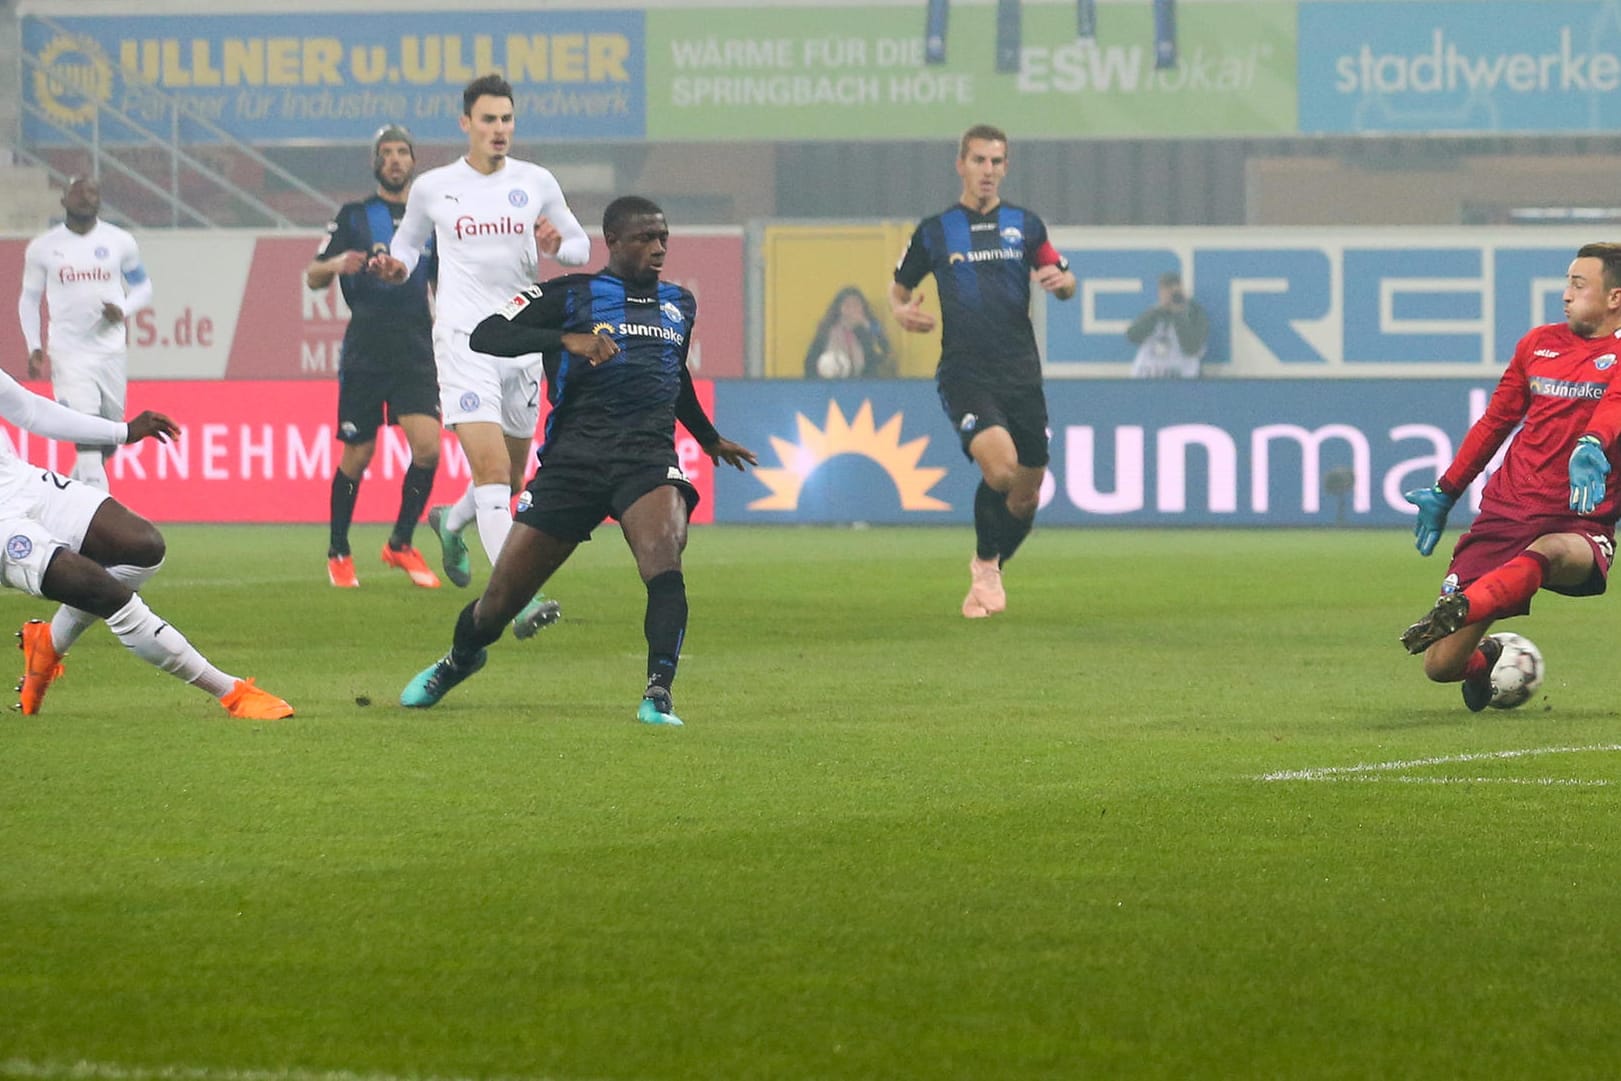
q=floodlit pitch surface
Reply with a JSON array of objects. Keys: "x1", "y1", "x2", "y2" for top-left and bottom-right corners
[{"x1": 3, "y1": 526, "x2": 1618, "y2": 1081}]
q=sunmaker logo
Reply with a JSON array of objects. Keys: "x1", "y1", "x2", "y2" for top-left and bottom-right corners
[{"x1": 749, "y1": 400, "x2": 948, "y2": 512}]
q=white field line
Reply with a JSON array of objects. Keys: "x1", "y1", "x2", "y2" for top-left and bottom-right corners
[
  {"x1": 0, "y1": 1060, "x2": 616, "y2": 1081},
  {"x1": 1259, "y1": 743, "x2": 1621, "y2": 784}
]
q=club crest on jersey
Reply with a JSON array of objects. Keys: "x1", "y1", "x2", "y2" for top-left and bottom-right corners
[
  {"x1": 94, "y1": 246, "x2": 108, "y2": 260},
  {"x1": 6, "y1": 534, "x2": 33, "y2": 560},
  {"x1": 660, "y1": 300, "x2": 684, "y2": 324},
  {"x1": 508, "y1": 189, "x2": 529, "y2": 208},
  {"x1": 459, "y1": 391, "x2": 480, "y2": 412},
  {"x1": 516, "y1": 491, "x2": 533, "y2": 513},
  {"x1": 1000, "y1": 227, "x2": 1023, "y2": 246},
  {"x1": 1595, "y1": 354, "x2": 1617, "y2": 371}
]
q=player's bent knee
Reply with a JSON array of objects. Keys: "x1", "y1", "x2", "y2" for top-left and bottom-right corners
[{"x1": 1006, "y1": 492, "x2": 1039, "y2": 520}]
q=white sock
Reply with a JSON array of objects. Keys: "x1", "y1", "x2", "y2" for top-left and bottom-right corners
[
  {"x1": 104, "y1": 594, "x2": 235, "y2": 697},
  {"x1": 446, "y1": 482, "x2": 478, "y2": 533},
  {"x1": 50, "y1": 560, "x2": 164, "y2": 654},
  {"x1": 472, "y1": 483, "x2": 514, "y2": 565},
  {"x1": 72, "y1": 449, "x2": 109, "y2": 490}
]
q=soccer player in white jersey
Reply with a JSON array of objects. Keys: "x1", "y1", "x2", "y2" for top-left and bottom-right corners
[
  {"x1": 17, "y1": 177, "x2": 153, "y2": 490},
  {"x1": 372, "y1": 73, "x2": 589, "y2": 637},
  {"x1": 0, "y1": 369, "x2": 292, "y2": 719}
]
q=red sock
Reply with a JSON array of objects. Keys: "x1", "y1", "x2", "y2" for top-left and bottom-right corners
[
  {"x1": 1461, "y1": 552, "x2": 1550, "y2": 623},
  {"x1": 1463, "y1": 647, "x2": 1491, "y2": 682}
]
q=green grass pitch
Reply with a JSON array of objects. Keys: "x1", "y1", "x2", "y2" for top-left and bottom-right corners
[{"x1": 3, "y1": 525, "x2": 1619, "y2": 1081}]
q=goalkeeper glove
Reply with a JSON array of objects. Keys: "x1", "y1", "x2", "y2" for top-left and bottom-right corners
[
  {"x1": 1569, "y1": 434, "x2": 1611, "y2": 515},
  {"x1": 1403, "y1": 484, "x2": 1455, "y2": 557}
]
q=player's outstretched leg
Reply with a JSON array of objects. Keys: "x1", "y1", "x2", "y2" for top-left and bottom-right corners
[
  {"x1": 637, "y1": 685, "x2": 684, "y2": 727},
  {"x1": 15, "y1": 619, "x2": 65, "y2": 715},
  {"x1": 512, "y1": 594, "x2": 562, "y2": 638},
  {"x1": 426, "y1": 505, "x2": 472, "y2": 588},
  {"x1": 1401, "y1": 593, "x2": 1471, "y2": 654}
]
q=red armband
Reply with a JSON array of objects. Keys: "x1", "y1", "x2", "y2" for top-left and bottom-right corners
[{"x1": 1034, "y1": 241, "x2": 1069, "y2": 273}]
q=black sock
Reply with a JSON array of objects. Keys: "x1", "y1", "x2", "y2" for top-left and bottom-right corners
[
  {"x1": 998, "y1": 510, "x2": 1033, "y2": 564},
  {"x1": 643, "y1": 570, "x2": 687, "y2": 693},
  {"x1": 450, "y1": 600, "x2": 503, "y2": 666},
  {"x1": 973, "y1": 482, "x2": 1003, "y2": 562},
  {"x1": 390, "y1": 461, "x2": 437, "y2": 549},
  {"x1": 329, "y1": 470, "x2": 360, "y2": 557}
]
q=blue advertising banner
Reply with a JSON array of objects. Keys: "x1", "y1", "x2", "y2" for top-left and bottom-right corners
[
  {"x1": 1298, "y1": 1, "x2": 1621, "y2": 134},
  {"x1": 1042, "y1": 227, "x2": 1586, "y2": 376},
  {"x1": 712, "y1": 379, "x2": 1503, "y2": 528},
  {"x1": 22, "y1": 11, "x2": 645, "y2": 144}
]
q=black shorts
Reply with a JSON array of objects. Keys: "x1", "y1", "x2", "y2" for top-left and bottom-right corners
[
  {"x1": 514, "y1": 458, "x2": 700, "y2": 544},
  {"x1": 937, "y1": 378, "x2": 1050, "y2": 468},
  {"x1": 337, "y1": 363, "x2": 440, "y2": 444}
]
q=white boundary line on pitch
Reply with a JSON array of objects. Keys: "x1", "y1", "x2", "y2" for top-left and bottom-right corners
[
  {"x1": 0, "y1": 1060, "x2": 618, "y2": 1081},
  {"x1": 1258, "y1": 743, "x2": 1621, "y2": 785}
]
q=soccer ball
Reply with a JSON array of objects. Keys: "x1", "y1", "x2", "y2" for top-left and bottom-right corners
[
  {"x1": 1485, "y1": 632, "x2": 1544, "y2": 710},
  {"x1": 816, "y1": 347, "x2": 856, "y2": 379}
]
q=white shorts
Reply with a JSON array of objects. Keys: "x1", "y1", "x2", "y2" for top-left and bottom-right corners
[
  {"x1": 0, "y1": 468, "x2": 111, "y2": 595},
  {"x1": 435, "y1": 327, "x2": 544, "y2": 439},
  {"x1": 52, "y1": 351, "x2": 128, "y2": 431}
]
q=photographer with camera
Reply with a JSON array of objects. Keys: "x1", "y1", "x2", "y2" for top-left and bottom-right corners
[{"x1": 1127, "y1": 271, "x2": 1208, "y2": 379}]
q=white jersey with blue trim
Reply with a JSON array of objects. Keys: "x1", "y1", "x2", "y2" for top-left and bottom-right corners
[
  {"x1": 18, "y1": 220, "x2": 151, "y2": 358},
  {"x1": 389, "y1": 156, "x2": 590, "y2": 336}
]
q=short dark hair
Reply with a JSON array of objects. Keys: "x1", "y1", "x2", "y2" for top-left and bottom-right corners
[
  {"x1": 959, "y1": 123, "x2": 1008, "y2": 159},
  {"x1": 1159, "y1": 271, "x2": 1182, "y2": 288},
  {"x1": 1577, "y1": 242, "x2": 1621, "y2": 292},
  {"x1": 463, "y1": 74, "x2": 513, "y2": 115},
  {"x1": 603, "y1": 195, "x2": 664, "y2": 239}
]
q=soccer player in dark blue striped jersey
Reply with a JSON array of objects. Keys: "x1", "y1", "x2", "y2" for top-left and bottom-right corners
[
  {"x1": 306, "y1": 125, "x2": 442, "y2": 591},
  {"x1": 400, "y1": 195, "x2": 756, "y2": 725},
  {"x1": 890, "y1": 123, "x2": 1077, "y2": 619}
]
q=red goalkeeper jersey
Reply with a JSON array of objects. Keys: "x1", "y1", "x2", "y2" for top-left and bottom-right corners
[{"x1": 1441, "y1": 323, "x2": 1621, "y2": 523}]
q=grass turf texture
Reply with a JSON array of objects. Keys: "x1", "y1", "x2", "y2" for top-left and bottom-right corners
[{"x1": 3, "y1": 525, "x2": 1619, "y2": 1081}]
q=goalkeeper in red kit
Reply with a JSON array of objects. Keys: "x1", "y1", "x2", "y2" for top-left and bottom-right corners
[{"x1": 1401, "y1": 242, "x2": 1621, "y2": 710}]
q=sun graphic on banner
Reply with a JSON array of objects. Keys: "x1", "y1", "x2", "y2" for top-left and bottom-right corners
[{"x1": 749, "y1": 400, "x2": 950, "y2": 512}]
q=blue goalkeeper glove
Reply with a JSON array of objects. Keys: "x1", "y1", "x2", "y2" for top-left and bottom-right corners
[
  {"x1": 1569, "y1": 434, "x2": 1611, "y2": 515},
  {"x1": 1403, "y1": 484, "x2": 1455, "y2": 557}
]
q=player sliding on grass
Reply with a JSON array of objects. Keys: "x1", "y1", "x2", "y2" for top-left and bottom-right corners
[
  {"x1": 0, "y1": 369, "x2": 292, "y2": 718},
  {"x1": 1400, "y1": 242, "x2": 1621, "y2": 710},
  {"x1": 400, "y1": 196, "x2": 755, "y2": 725}
]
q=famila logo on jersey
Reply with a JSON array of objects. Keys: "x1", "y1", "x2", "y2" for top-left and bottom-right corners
[
  {"x1": 57, "y1": 265, "x2": 112, "y2": 284},
  {"x1": 453, "y1": 215, "x2": 527, "y2": 240}
]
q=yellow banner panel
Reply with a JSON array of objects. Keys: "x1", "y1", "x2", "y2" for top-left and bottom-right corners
[{"x1": 763, "y1": 223, "x2": 940, "y2": 379}]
